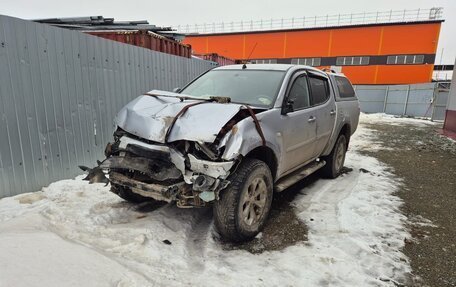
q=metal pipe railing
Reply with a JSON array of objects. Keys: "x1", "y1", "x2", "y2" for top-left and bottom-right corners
[{"x1": 174, "y1": 7, "x2": 443, "y2": 34}]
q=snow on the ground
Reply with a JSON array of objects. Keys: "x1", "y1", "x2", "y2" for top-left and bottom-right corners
[
  {"x1": 360, "y1": 113, "x2": 440, "y2": 127},
  {"x1": 0, "y1": 116, "x2": 413, "y2": 287}
]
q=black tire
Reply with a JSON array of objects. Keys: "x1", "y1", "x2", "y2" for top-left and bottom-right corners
[
  {"x1": 213, "y1": 158, "x2": 274, "y2": 242},
  {"x1": 321, "y1": 134, "x2": 347, "y2": 179},
  {"x1": 110, "y1": 184, "x2": 154, "y2": 203}
]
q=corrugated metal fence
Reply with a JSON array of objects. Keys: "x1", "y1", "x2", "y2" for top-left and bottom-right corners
[
  {"x1": 355, "y1": 82, "x2": 450, "y2": 120},
  {"x1": 0, "y1": 15, "x2": 216, "y2": 198}
]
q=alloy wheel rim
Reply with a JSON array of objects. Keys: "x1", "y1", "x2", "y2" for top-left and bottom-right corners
[
  {"x1": 335, "y1": 140, "x2": 346, "y2": 172},
  {"x1": 241, "y1": 177, "x2": 267, "y2": 226}
]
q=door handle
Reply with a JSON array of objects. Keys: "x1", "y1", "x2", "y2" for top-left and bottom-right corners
[
  {"x1": 330, "y1": 110, "x2": 336, "y2": 116},
  {"x1": 308, "y1": 116, "x2": 316, "y2": 123}
]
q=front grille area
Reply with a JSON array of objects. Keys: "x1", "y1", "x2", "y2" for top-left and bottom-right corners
[{"x1": 110, "y1": 139, "x2": 183, "y2": 185}]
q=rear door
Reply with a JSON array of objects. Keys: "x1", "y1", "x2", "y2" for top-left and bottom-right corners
[
  {"x1": 308, "y1": 72, "x2": 336, "y2": 156},
  {"x1": 280, "y1": 71, "x2": 318, "y2": 173}
]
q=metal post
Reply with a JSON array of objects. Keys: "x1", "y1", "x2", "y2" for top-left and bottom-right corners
[
  {"x1": 430, "y1": 83, "x2": 438, "y2": 121},
  {"x1": 403, "y1": 85, "x2": 411, "y2": 115},
  {"x1": 383, "y1": 86, "x2": 390, "y2": 113}
]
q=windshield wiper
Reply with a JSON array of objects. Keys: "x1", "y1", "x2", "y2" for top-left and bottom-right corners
[{"x1": 144, "y1": 92, "x2": 231, "y2": 104}]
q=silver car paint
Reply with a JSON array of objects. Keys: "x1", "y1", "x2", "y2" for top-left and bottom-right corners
[
  {"x1": 219, "y1": 108, "x2": 284, "y2": 176},
  {"x1": 115, "y1": 90, "x2": 243, "y2": 143},
  {"x1": 113, "y1": 65, "x2": 359, "y2": 186}
]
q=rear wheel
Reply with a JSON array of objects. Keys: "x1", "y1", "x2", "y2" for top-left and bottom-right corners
[
  {"x1": 321, "y1": 134, "x2": 347, "y2": 179},
  {"x1": 110, "y1": 184, "x2": 154, "y2": 203},
  {"x1": 213, "y1": 158, "x2": 273, "y2": 242}
]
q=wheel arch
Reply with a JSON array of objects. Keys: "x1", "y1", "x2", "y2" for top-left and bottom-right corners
[
  {"x1": 338, "y1": 123, "x2": 351, "y2": 148},
  {"x1": 245, "y1": 146, "x2": 278, "y2": 181},
  {"x1": 322, "y1": 122, "x2": 352, "y2": 157}
]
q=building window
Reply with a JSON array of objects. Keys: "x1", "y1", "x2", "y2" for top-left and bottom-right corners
[
  {"x1": 336, "y1": 56, "x2": 370, "y2": 66},
  {"x1": 387, "y1": 55, "x2": 425, "y2": 65},
  {"x1": 253, "y1": 59, "x2": 277, "y2": 64},
  {"x1": 291, "y1": 58, "x2": 321, "y2": 66}
]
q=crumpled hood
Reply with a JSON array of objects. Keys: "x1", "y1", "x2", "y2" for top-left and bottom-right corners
[{"x1": 115, "y1": 90, "x2": 243, "y2": 143}]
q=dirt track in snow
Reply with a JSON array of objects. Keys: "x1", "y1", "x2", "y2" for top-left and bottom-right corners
[{"x1": 361, "y1": 117, "x2": 456, "y2": 287}]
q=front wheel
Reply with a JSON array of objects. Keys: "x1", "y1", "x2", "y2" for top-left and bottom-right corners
[
  {"x1": 321, "y1": 134, "x2": 347, "y2": 179},
  {"x1": 213, "y1": 158, "x2": 273, "y2": 242}
]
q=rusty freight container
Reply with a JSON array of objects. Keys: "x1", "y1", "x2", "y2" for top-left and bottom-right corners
[
  {"x1": 87, "y1": 30, "x2": 191, "y2": 58},
  {"x1": 193, "y1": 53, "x2": 236, "y2": 66}
]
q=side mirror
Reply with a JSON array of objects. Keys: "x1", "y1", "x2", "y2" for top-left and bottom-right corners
[
  {"x1": 172, "y1": 87, "x2": 181, "y2": 93},
  {"x1": 282, "y1": 98, "x2": 294, "y2": 114}
]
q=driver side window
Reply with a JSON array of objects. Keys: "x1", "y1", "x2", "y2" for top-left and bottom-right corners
[{"x1": 288, "y1": 75, "x2": 310, "y2": 111}]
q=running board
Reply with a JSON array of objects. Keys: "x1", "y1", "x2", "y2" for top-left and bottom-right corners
[{"x1": 275, "y1": 160, "x2": 326, "y2": 192}]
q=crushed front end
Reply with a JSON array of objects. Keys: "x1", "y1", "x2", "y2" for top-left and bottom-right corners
[
  {"x1": 80, "y1": 91, "x2": 268, "y2": 208},
  {"x1": 88, "y1": 128, "x2": 235, "y2": 208}
]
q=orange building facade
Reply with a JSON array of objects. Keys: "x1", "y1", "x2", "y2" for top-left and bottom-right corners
[{"x1": 183, "y1": 21, "x2": 443, "y2": 85}]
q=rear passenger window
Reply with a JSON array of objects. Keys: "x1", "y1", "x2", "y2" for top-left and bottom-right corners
[
  {"x1": 335, "y1": 76, "x2": 356, "y2": 98},
  {"x1": 288, "y1": 75, "x2": 310, "y2": 110},
  {"x1": 308, "y1": 76, "x2": 329, "y2": 105}
]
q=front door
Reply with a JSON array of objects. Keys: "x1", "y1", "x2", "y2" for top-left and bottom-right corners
[{"x1": 281, "y1": 72, "x2": 317, "y2": 173}]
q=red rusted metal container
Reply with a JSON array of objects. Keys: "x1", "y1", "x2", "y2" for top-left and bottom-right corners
[
  {"x1": 86, "y1": 30, "x2": 191, "y2": 58},
  {"x1": 193, "y1": 53, "x2": 236, "y2": 66}
]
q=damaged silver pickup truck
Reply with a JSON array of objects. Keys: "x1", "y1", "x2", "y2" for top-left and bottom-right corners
[{"x1": 82, "y1": 64, "x2": 360, "y2": 242}]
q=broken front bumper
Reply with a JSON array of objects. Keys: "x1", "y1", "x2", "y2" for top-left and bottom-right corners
[
  {"x1": 84, "y1": 135, "x2": 234, "y2": 207},
  {"x1": 109, "y1": 171, "x2": 185, "y2": 203}
]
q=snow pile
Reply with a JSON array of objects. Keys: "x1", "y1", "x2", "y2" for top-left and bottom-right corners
[
  {"x1": 0, "y1": 119, "x2": 411, "y2": 286},
  {"x1": 360, "y1": 113, "x2": 440, "y2": 127}
]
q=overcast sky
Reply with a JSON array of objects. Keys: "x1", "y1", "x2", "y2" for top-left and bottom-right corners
[{"x1": 1, "y1": 0, "x2": 455, "y2": 63}]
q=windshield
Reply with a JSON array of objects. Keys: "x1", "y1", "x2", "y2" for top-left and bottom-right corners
[{"x1": 180, "y1": 70, "x2": 286, "y2": 107}]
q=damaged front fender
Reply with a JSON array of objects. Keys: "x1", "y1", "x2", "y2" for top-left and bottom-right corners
[{"x1": 219, "y1": 110, "x2": 282, "y2": 162}]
